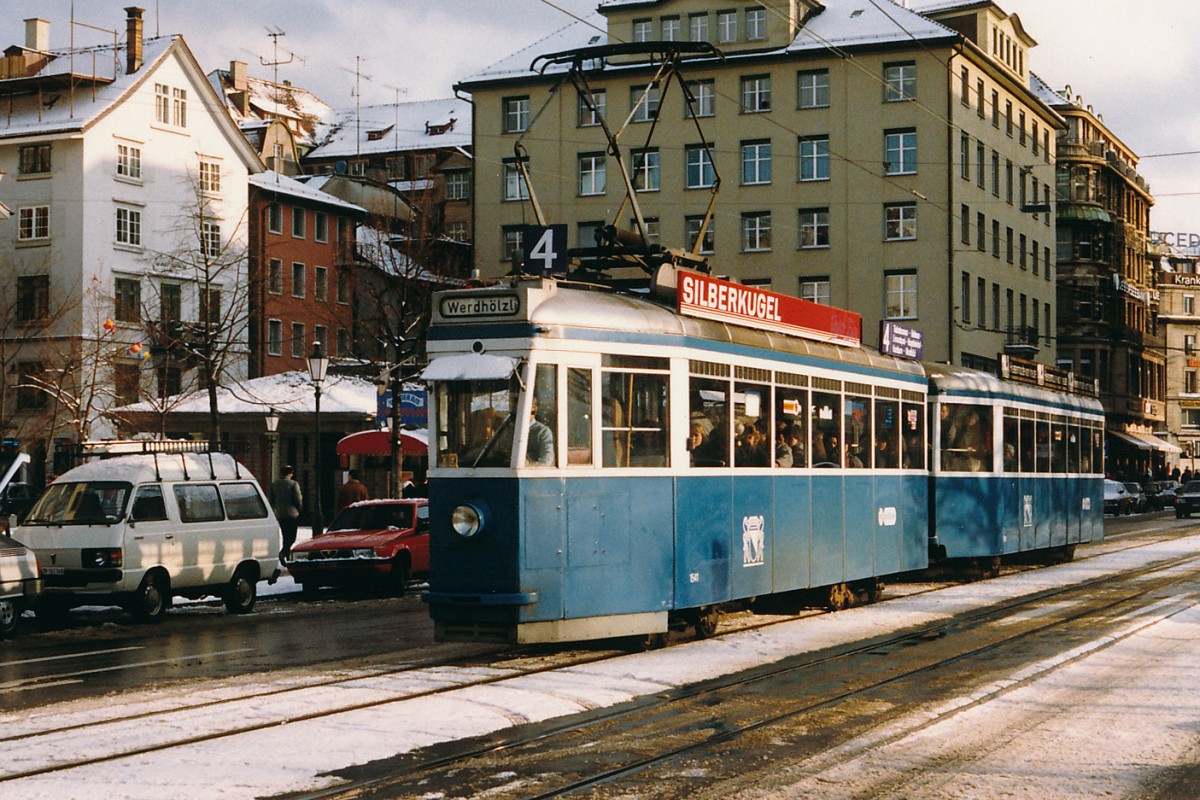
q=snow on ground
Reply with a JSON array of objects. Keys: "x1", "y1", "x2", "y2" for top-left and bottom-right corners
[{"x1": 5, "y1": 536, "x2": 1200, "y2": 799}]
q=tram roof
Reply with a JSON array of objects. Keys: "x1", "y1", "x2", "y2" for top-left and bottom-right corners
[{"x1": 924, "y1": 363, "x2": 1105, "y2": 415}]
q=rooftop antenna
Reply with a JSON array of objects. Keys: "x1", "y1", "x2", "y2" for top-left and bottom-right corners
[
  {"x1": 260, "y1": 28, "x2": 292, "y2": 105},
  {"x1": 382, "y1": 83, "x2": 408, "y2": 217},
  {"x1": 340, "y1": 56, "x2": 373, "y2": 159}
]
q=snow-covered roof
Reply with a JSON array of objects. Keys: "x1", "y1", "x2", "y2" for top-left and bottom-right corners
[
  {"x1": 249, "y1": 170, "x2": 366, "y2": 215},
  {"x1": 207, "y1": 68, "x2": 333, "y2": 145},
  {"x1": 0, "y1": 36, "x2": 176, "y2": 139},
  {"x1": 307, "y1": 98, "x2": 472, "y2": 160},
  {"x1": 113, "y1": 371, "x2": 380, "y2": 416},
  {"x1": 459, "y1": 2, "x2": 957, "y2": 87},
  {"x1": 1029, "y1": 71, "x2": 1070, "y2": 109}
]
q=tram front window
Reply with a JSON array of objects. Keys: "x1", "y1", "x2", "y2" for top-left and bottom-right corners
[{"x1": 436, "y1": 378, "x2": 519, "y2": 468}]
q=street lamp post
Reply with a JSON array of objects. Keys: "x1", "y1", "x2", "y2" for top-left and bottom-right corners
[
  {"x1": 307, "y1": 341, "x2": 329, "y2": 538},
  {"x1": 265, "y1": 407, "x2": 280, "y2": 484}
]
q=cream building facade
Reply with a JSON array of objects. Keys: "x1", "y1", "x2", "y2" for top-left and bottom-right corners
[{"x1": 459, "y1": 0, "x2": 1062, "y2": 367}]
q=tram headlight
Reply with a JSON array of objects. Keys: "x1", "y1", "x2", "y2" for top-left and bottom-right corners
[{"x1": 450, "y1": 503, "x2": 486, "y2": 538}]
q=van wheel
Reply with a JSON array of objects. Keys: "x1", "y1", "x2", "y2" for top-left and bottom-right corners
[
  {"x1": 0, "y1": 599, "x2": 17, "y2": 639},
  {"x1": 132, "y1": 572, "x2": 169, "y2": 622},
  {"x1": 224, "y1": 568, "x2": 257, "y2": 614}
]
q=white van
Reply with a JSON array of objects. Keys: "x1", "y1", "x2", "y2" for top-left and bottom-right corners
[{"x1": 15, "y1": 451, "x2": 279, "y2": 622}]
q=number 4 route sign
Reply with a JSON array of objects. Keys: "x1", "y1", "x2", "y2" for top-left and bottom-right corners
[{"x1": 522, "y1": 224, "x2": 568, "y2": 275}]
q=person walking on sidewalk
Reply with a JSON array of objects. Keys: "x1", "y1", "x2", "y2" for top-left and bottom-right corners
[{"x1": 271, "y1": 465, "x2": 303, "y2": 561}]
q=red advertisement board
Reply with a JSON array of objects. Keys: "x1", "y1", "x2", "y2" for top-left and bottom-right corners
[{"x1": 677, "y1": 271, "x2": 861, "y2": 347}]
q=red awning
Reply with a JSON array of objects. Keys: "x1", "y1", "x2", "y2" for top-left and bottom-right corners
[{"x1": 336, "y1": 429, "x2": 427, "y2": 457}]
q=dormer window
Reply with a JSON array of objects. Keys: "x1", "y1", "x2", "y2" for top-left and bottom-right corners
[{"x1": 367, "y1": 125, "x2": 394, "y2": 141}]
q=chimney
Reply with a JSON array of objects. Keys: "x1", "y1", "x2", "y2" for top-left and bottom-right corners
[
  {"x1": 230, "y1": 60, "x2": 247, "y2": 91},
  {"x1": 125, "y1": 6, "x2": 144, "y2": 75},
  {"x1": 24, "y1": 18, "x2": 49, "y2": 52}
]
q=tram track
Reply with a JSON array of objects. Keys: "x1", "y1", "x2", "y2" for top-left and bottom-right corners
[{"x1": 0, "y1": 530, "x2": 1191, "y2": 791}]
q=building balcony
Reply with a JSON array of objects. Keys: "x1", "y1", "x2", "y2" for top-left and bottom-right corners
[{"x1": 1003, "y1": 326, "x2": 1040, "y2": 359}]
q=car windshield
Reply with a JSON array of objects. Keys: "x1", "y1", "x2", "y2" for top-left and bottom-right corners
[
  {"x1": 23, "y1": 481, "x2": 132, "y2": 526},
  {"x1": 1185, "y1": 482, "x2": 1200, "y2": 494},
  {"x1": 1124, "y1": 483, "x2": 1141, "y2": 493},
  {"x1": 327, "y1": 503, "x2": 414, "y2": 532}
]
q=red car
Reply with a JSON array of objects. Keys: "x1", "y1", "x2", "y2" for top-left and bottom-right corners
[{"x1": 287, "y1": 499, "x2": 428, "y2": 596}]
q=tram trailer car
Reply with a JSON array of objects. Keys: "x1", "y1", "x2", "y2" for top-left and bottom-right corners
[
  {"x1": 926, "y1": 365, "x2": 1105, "y2": 572},
  {"x1": 422, "y1": 275, "x2": 1103, "y2": 644}
]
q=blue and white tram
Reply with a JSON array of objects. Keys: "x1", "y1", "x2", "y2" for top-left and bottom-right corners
[
  {"x1": 926, "y1": 364, "x2": 1105, "y2": 569},
  {"x1": 423, "y1": 276, "x2": 933, "y2": 644}
]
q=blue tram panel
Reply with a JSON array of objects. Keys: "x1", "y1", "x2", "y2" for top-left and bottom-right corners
[{"x1": 421, "y1": 276, "x2": 1105, "y2": 645}]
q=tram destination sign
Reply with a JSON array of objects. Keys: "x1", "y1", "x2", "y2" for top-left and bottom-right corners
[
  {"x1": 879, "y1": 321, "x2": 924, "y2": 360},
  {"x1": 440, "y1": 293, "x2": 521, "y2": 319},
  {"x1": 677, "y1": 271, "x2": 861, "y2": 347}
]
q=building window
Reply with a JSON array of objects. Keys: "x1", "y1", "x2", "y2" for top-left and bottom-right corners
[
  {"x1": 1005, "y1": 159, "x2": 1014, "y2": 204},
  {"x1": 268, "y1": 203, "x2": 282, "y2": 234},
  {"x1": 115, "y1": 362, "x2": 140, "y2": 405},
  {"x1": 961, "y1": 271, "x2": 971, "y2": 324},
  {"x1": 16, "y1": 362, "x2": 46, "y2": 410},
  {"x1": 445, "y1": 221, "x2": 468, "y2": 242},
  {"x1": 267, "y1": 319, "x2": 283, "y2": 356},
  {"x1": 1188, "y1": 371, "x2": 1198, "y2": 395},
  {"x1": 685, "y1": 215, "x2": 715, "y2": 254},
  {"x1": 578, "y1": 89, "x2": 605, "y2": 127},
  {"x1": 686, "y1": 80, "x2": 715, "y2": 117},
  {"x1": 114, "y1": 276, "x2": 141, "y2": 323},
  {"x1": 991, "y1": 150, "x2": 1000, "y2": 195},
  {"x1": 960, "y1": 133, "x2": 970, "y2": 180},
  {"x1": 745, "y1": 7, "x2": 766, "y2": 40},
  {"x1": 268, "y1": 259, "x2": 283, "y2": 294},
  {"x1": 160, "y1": 283, "x2": 181, "y2": 324},
  {"x1": 741, "y1": 140, "x2": 772, "y2": 185},
  {"x1": 116, "y1": 206, "x2": 142, "y2": 246},
  {"x1": 155, "y1": 83, "x2": 170, "y2": 125},
  {"x1": 992, "y1": 219, "x2": 1000, "y2": 257},
  {"x1": 292, "y1": 262, "x2": 306, "y2": 298},
  {"x1": 800, "y1": 277, "x2": 830, "y2": 305},
  {"x1": 884, "y1": 203, "x2": 916, "y2": 241},
  {"x1": 1032, "y1": 239, "x2": 1040, "y2": 275},
  {"x1": 201, "y1": 221, "x2": 220, "y2": 258},
  {"x1": 976, "y1": 78, "x2": 985, "y2": 119},
  {"x1": 503, "y1": 160, "x2": 530, "y2": 201},
  {"x1": 1019, "y1": 110, "x2": 1027, "y2": 145},
  {"x1": 991, "y1": 89, "x2": 999, "y2": 127},
  {"x1": 311, "y1": 211, "x2": 328, "y2": 243},
  {"x1": 885, "y1": 271, "x2": 917, "y2": 319},
  {"x1": 884, "y1": 129, "x2": 917, "y2": 175},
  {"x1": 291, "y1": 207, "x2": 305, "y2": 238},
  {"x1": 1005, "y1": 100, "x2": 1013, "y2": 136},
  {"x1": 883, "y1": 62, "x2": 916, "y2": 102},
  {"x1": 631, "y1": 84, "x2": 661, "y2": 122},
  {"x1": 1006, "y1": 227, "x2": 1014, "y2": 263},
  {"x1": 314, "y1": 325, "x2": 327, "y2": 351},
  {"x1": 443, "y1": 170, "x2": 470, "y2": 201},
  {"x1": 116, "y1": 143, "x2": 141, "y2": 179},
  {"x1": 976, "y1": 141, "x2": 986, "y2": 187},
  {"x1": 797, "y1": 69, "x2": 830, "y2": 109},
  {"x1": 17, "y1": 206, "x2": 49, "y2": 241},
  {"x1": 157, "y1": 364, "x2": 182, "y2": 400},
  {"x1": 976, "y1": 212, "x2": 986, "y2": 251},
  {"x1": 314, "y1": 266, "x2": 328, "y2": 302},
  {"x1": 199, "y1": 288, "x2": 221, "y2": 326},
  {"x1": 1186, "y1": 296, "x2": 1196, "y2": 315},
  {"x1": 993, "y1": 284, "x2": 1001, "y2": 330},
  {"x1": 685, "y1": 145, "x2": 716, "y2": 189},
  {"x1": 578, "y1": 220, "x2": 604, "y2": 248},
  {"x1": 661, "y1": 16, "x2": 681, "y2": 40},
  {"x1": 717, "y1": 10, "x2": 737, "y2": 42},
  {"x1": 633, "y1": 148, "x2": 660, "y2": 192},
  {"x1": 578, "y1": 153, "x2": 606, "y2": 196},
  {"x1": 740, "y1": 75, "x2": 771, "y2": 113},
  {"x1": 798, "y1": 208, "x2": 830, "y2": 249},
  {"x1": 503, "y1": 96, "x2": 530, "y2": 133},
  {"x1": 337, "y1": 328, "x2": 351, "y2": 358},
  {"x1": 291, "y1": 322, "x2": 306, "y2": 358},
  {"x1": 798, "y1": 135, "x2": 830, "y2": 181},
  {"x1": 172, "y1": 87, "x2": 187, "y2": 127},
  {"x1": 633, "y1": 18, "x2": 652, "y2": 42},
  {"x1": 16, "y1": 275, "x2": 49, "y2": 322},
  {"x1": 1019, "y1": 233, "x2": 1028, "y2": 269},
  {"x1": 977, "y1": 277, "x2": 986, "y2": 328},
  {"x1": 199, "y1": 160, "x2": 221, "y2": 194},
  {"x1": 961, "y1": 204, "x2": 970, "y2": 244},
  {"x1": 741, "y1": 212, "x2": 771, "y2": 252},
  {"x1": 502, "y1": 226, "x2": 524, "y2": 261},
  {"x1": 337, "y1": 268, "x2": 351, "y2": 304},
  {"x1": 689, "y1": 13, "x2": 709, "y2": 42}
]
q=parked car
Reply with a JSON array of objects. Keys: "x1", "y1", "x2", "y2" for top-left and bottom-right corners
[
  {"x1": 1176, "y1": 481, "x2": 1200, "y2": 519},
  {"x1": 1104, "y1": 479, "x2": 1133, "y2": 515},
  {"x1": 0, "y1": 482, "x2": 38, "y2": 527},
  {"x1": 1124, "y1": 482, "x2": 1148, "y2": 513},
  {"x1": 0, "y1": 533, "x2": 40, "y2": 638},
  {"x1": 1157, "y1": 480, "x2": 1180, "y2": 506},
  {"x1": 1141, "y1": 483, "x2": 1166, "y2": 512},
  {"x1": 287, "y1": 499, "x2": 429, "y2": 596}
]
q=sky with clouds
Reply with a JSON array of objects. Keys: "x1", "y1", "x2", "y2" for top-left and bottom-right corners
[{"x1": 4, "y1": 0, "x2": 1198, "y2": 233}]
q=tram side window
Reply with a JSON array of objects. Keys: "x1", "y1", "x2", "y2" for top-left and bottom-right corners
[
  {"x1": 776, "y1": 386, "x2": 807, "y2": 468},
  {"x1": 1067, "y1": 423, "x2": 1081, "y2": 473},
  {"x1": 689, "y1": 377, "x2": 729, "y2": 467},
  {"x1": 526, "y1": 364, "x2": 557, "y2": 467},
  {"x1": 874, "y1": 400, "x2": 899, "y2": 469},
  {"x1": 1019, "y1": 417, "x2": 1036, "y2": 472},
  {"x1": 436, "y1": 378, "x2": 518, "y2": 468},
  {"x1": 940, "y1": 403, "x2": 992, "y2": 472},
  {"x1": 1035, "y1": 419, "x2": 1051, "y2": 472},
  {"x1": 811, "y1": 392, "x2": 840, "y2": 467},
  {"x1": 567, "y1": 368, "x2": 593, "y2": 466},
  {"x1": 1090, "y1": 427, "x2": 1103, "y2": 474},
  {"x1": 902, "y1": 402, "x2": 924, "y2": 469},
  {"x1": 734, "y1": 383, "x2": 771, "y2": 468},
  {"x1": 1003, "y1": 412, "x2": 1019, "y2": 472},
  {"x1": 603, "y1": 370, "x2": 669, "y2": 467},
  {"x1": 1050, "y1": 418, "x2": 1067, "y2": 473},
  {"x1": 844, "y1": 395, "x2": 871, "y2": 468}
]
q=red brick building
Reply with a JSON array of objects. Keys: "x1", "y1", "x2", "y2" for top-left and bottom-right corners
[{"x1": 248, "y1": 171, "x2": 365, "y2": 377}]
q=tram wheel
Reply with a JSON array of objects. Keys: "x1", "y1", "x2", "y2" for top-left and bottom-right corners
[
  {"x1": 982, "y1": 556, "x2": 1002, "y2": 579},
  {"x1": 826, "y1": 582, "x2": 854, "y2": 611},
  {"x1": 638, "y1": 632, "x2": 669, "y2": 651},
  {"x1": 860, "y1": 577, "x2": 885, "y2": 603},
  {"x1": 692, "y1": 607, "x2": 720, "y2": 639}
]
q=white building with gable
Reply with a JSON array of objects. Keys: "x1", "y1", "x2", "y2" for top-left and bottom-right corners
[{"x1": 0, "y1": 8, "x2": 263, "y2": 476}]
